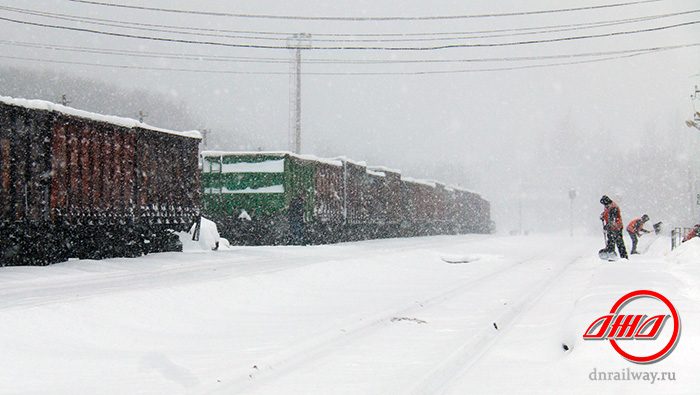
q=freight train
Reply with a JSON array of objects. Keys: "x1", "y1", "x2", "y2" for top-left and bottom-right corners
[
  {"x1": 1, "y1": 95, "x2": 491, "y2": 266},
  {"x1": 0, "y1": 96, "x2": 201, "y2": 266},
  {"x1": 200, "y1": 151, "x2": 491, "y2": 245}
]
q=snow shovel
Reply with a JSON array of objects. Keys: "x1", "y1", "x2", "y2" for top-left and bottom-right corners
[{"x1": 598, "y1": 220, "x2": 617, "y2": 261}]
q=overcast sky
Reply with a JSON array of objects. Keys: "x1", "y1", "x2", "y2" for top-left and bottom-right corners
[{"x1": 2, "y1": 0, "x2": 699, "y2": 233}]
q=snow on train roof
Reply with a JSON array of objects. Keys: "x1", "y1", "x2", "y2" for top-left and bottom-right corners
[
  {"x1": 401, "y1": 177, "x2": 437, "y2": 187},
  {"x1": 367, "y1": 165, "x2": 401, "y2": 174},
  {"x1": 202, "y1": 151, "x2": 344, "y2": 167},
  {"x1": 0, "y1": 96, "x2": 201, "y2": 139},
  {"x1": 366, "y1": 169, "x2": 386, "y2": 177},
  {"x1": 334, "y1": 157, "x2": 366, "y2": 167},
  {"x1": 202, "y1": 150, "x2": 483, "y2": 196}
]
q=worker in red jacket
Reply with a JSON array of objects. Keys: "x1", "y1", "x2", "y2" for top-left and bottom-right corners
[
  {"x1": 627, "y1": 214, "x2": 650, "y2": 254},
  {"x1": 600, "y1": 195, "x2": 628, "y2": 259},
  {"x1": 682, "y1": 224, "x2": 700, "y2": 243}
]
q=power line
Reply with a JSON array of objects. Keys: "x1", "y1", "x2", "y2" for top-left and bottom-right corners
[
  {"x1": 0, "y1": 47, "x2": 684, "y2": 76},
  {"x1": 2, "y1": 5, "x2": 692, "y2": 38},
  {"x1": 66, "y1": 0, "x2": 665, "y2": 21},
  {"x1": 1, "y1": 14, "x2": 698, "y2": 51},
  {"x1": 2, "y1": 5, "x2": 698, "y2": 42},
  {"x1": 2, "y1": 39, "x2": 698, "y2": 65}
]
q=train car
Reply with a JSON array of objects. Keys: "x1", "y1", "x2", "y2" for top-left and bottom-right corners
[
  {"x1": 400, "y1": 177, "x2": 438, "y2": 236},
  {"x1": 0, "y1": 96, "x2": 201, "y2": 266},
  {"x1": 201, "y1": 151, "x2": 491, "y2": 245},
  {"x1": 201, "y1": 151, "x2": 344, "y2": 245},
  {"x1": 472, "y1": 193, "x2": 492, "y2": 234},
  {"x1": 443, "y1": 186, "x2": 461, "y2": 235},
  {"x1": 371, "y1": 166, "x2": 403, "y2": 238},
  {"x1": 311, "y1": 158, "x2": 345, "y2": 243},
  {"x1": 452, "y1": 188, "x2": 492, "y2": 234}
]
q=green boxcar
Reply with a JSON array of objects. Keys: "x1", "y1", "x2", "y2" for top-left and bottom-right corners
[
  {"x1": 201, "y1": 152, "x2": 319, "y2": 244},
  {"x1": 201, "y1": 151, "x2": 491, "y2": 245}
]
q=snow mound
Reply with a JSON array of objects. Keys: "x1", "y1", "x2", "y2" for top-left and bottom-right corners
[
  {"x1": 178, "y1": 217, "x2": 228, "y2": 251},
  {"x1": 667, "y1": 237, "x2": 700, "y2": 264},
  {"x1": 642, "y1": 235, "x2": 670, "y2": 257}
]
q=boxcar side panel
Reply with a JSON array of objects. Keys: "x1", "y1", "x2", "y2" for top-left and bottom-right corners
[
  {"x1": 135, "y1": 131, "x2": 200, "y2": 229},
  {"x1": 344, "y1": 162, "x2": 368, "y2": 226},
  {"x1": 26, "y1": 115, "x2": 43, "y2": 222},
  {"x1": 78, "y1": 125, "x2": 89, "y2": 210},
  {"x1": 383, "y1": 172, "x2": 402, "y2": 227},
  {"x1": 122, "y1": 130, "x2": 136, "y2": 210},
  {"x1": 0, "y1": 136, "x2": 10, "y2": 220},
  {"x1": 49, "y1": 122, "x2": 68, "y2": 219},
  {"x1": 285, "y1": 156, "x2": 315, "y2": 223},
  {"x1": 313, "y1": 162, "x2": 344, "y2": 224}
]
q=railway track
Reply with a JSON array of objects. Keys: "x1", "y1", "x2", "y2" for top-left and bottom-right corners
[
  {"x1": 203, "y1": 250, "x2": 586, "y2": 395},
  {"x1": 206, "y1": 254, "x2": 551, "y2": 394},
  {"x1": 409, "y1": 255, "x2": 583, "y2": 395}
]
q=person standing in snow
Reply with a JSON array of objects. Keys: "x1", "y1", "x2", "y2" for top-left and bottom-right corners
[
  {"x1": 627, "y1": 214, "x2": 650, "y2": 254},
  {"x1": 600, "y1": 195, "x2": 628, "y2": 259},
  {"x1": 682, "y1": 224, "x2": 700, "y2": 243}
]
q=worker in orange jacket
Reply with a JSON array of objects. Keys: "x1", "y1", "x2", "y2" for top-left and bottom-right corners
[
  {"x1": 682, "y1": 224, "x2": 700, "y2": 243},
  {"x1": 600, "y1": 195, "x2": 628, "y2": 259},
  {"x1": 627, "y1": 214, "x2": 650, "y2": 254}
]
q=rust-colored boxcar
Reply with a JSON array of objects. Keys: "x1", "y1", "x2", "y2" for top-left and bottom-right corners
[
  {"x1": 0, "y1": 97, "x2": 200, "y2": 266},
  {"x1": 343, "y1": 160, "x2": 369, "y2": 239},
  {"x1": 311, "y1": 158, "x2": 345, "y2": 242}
]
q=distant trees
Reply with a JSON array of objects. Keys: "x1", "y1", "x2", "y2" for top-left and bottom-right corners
[{"x1": 0, "y1": 65, "x2": 200, "y2": 131}]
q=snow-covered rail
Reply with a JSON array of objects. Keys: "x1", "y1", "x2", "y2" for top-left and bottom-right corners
[
  {"x1": 207, "y1": 254, "x2": 545, "y2": 394},
  {"x1": 408, "y1": 255, "x2": 584, "y2": 395},
  {"x1": 5, "y1": 235, "x2": 692, "y2": 394}
]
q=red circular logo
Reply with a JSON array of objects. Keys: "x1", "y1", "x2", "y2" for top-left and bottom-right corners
[{"x1": 582, "y1": 290, "x2": 681, "y2": 364}]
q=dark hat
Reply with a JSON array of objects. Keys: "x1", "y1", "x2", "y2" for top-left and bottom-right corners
[
  {"x1": 641, "y1": 214, "x2": 649, "y2": 222},
  {"x1": 600, "y1": 195, "x2": 612, "y2": 205}
]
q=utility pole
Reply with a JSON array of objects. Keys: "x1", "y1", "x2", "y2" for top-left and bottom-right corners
[{"x1": 287, "y1": 33, "x2": 311, "y2": 154}]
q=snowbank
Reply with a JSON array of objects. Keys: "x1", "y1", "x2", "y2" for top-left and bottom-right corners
[
  {"x1": 667, "y1": 237, "x2": 700, "y2": 264},
  {"x1": 1, "y1": 234, "x2": 697, "y2": 394},
  {"x1": 178, "y1": 217, "x2": 230, "y2": 251}
]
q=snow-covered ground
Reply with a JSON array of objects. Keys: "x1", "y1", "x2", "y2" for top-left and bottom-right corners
[{"x1": 1, "y1": 232, "x2": 698, "y2": 394}]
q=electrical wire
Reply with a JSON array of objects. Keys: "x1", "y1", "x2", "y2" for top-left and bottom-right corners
[
  {"x1": 2, "y1": 39, "x2": 698, "y2": 65},
  {"x1": 1, "y1": 5, "x2": 698, "y2": 42},
  {"x1": 1, "y1": 14, "x2": 698, "y2": 51},
  {"x1": 66, "y1": 0, "x2": 665, "y2": 21},
  {"x1": 0, "y1": 47, "x2": 683, "y2": 76},
  {"x1": 0, "y1": 5, "x2": 686, "y2": 38}
]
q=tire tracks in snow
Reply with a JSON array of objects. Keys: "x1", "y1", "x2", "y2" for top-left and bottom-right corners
[
  {"x1": 0, "y1": 236, "x2": 495, "y2": 311},
  {"x1": 205, "y1": 254, "x2": 545, "y2": 395},
  {"x1": 408, "y1": 254, "x2": 584, "y2": 395}
]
